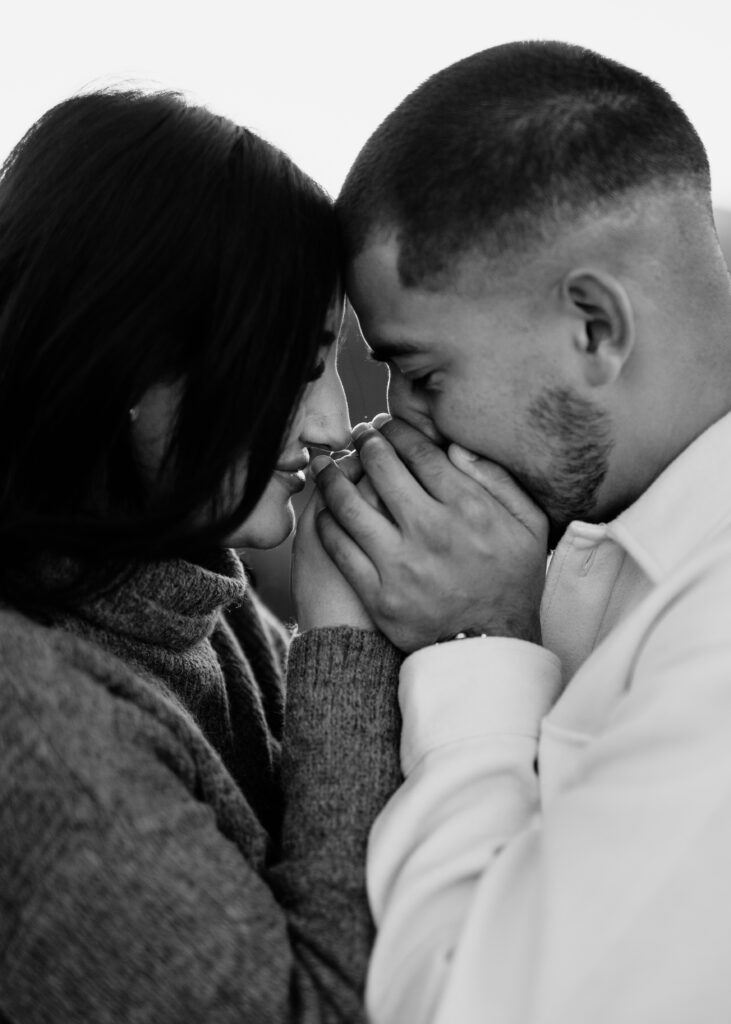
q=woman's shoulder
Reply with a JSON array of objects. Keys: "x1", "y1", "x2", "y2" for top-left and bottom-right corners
[
  {"x1": 0, "y1": 606, "x2": 103, "y2": 706},
  {"x1": 0, "y1": 607, "x2": 200, "y2": 790},
  {"x1": 0, "y1": 603, "x2": 158, "y2": 702},
  {"x1": 0, "y1": 603, "x2": 262, "y2": 845}
]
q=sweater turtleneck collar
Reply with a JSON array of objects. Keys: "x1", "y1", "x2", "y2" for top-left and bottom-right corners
[
  {"x1": 23, "y1": 547, "x2": 247, "y2": 651},
  {"x1": 71, "y1": 547, "x2": 249, "y2": 652},
  {"x1": 14, "y1": 548, "x2": 251, "y2": 708},
  {"x1": 12, "y1": 546, "x2": 285, "y2": 841}
]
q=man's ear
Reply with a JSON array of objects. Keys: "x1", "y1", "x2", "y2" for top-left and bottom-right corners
[{"x1": 561, "y1": 268, "x2": 635, "y2": 386}]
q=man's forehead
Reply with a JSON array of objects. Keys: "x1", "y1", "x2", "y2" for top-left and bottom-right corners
[
  {"x1": 346, "y1": 237, "x2": 401, "y2": 302},
  {"x1": 348, "y1": 242, "x2": 478, "y2": 357},
  {"x1": 346, "y1": 242, "x2": 403, "y2": 340}
]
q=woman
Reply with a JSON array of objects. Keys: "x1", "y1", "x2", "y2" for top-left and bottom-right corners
[{"x1": 0, "y1": 89, "x2": 402, "y2": 1022}]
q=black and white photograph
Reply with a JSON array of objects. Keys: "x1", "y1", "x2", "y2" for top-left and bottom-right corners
[{"x1": 1, "y1": 2, "x2": 731, "y2": 1021}]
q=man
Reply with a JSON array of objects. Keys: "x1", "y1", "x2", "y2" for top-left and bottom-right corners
[{"x1": 295, "y1": 40, "x2": 731, "y2": 1023}]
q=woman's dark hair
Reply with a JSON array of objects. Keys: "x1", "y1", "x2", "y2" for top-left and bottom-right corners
[{"x1": 0, "y1": 88, "x2": 340, "y2": 602}]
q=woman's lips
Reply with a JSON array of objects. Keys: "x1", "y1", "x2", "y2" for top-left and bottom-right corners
[
  {"x1": 276, "y1": 458, "x2": 309, "y2": 473},
  {"x1": 274, "y1": 453, "x2": 310, "y2": 492}
]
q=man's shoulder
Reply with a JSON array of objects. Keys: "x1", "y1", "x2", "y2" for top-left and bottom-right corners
[{"x1": 666, "y1": 528, "x2": 731, "y2": 597}]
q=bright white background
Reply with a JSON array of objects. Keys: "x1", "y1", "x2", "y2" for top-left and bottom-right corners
[{"x1": 1, "y1": 0, "x2": 730, "y2": 209}]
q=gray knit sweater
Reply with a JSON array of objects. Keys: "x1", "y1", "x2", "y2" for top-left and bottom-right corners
[{"x1": 0, "y1": 549, "x2": 402, "y2": 1023}]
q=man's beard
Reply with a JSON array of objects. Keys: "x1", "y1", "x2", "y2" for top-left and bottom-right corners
[{"x1": 521, "y1": 385, "x2": 615, "y2": 550}]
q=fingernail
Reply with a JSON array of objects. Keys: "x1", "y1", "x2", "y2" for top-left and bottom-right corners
[
  {"x1": 310, "y1": 455, "x2": 332, "y2": 478},
  {"x1": 451, "y1": 443, "x2": 478, "y2": 462},
  {"x1": 371, "y1": 412, "x2": 392, "y2": 429},
  {"x1": 351, "y1": 421, "x2": 370, "y2": 441}
]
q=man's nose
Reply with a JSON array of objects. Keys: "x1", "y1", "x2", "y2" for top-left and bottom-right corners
[{"x1": 387, "y1": 376, "x2": 445, "y2": 445}]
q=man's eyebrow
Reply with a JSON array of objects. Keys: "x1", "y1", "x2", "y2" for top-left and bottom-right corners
[{"x1": 365, "y1": 339, "x2": 423, "y2": 361}]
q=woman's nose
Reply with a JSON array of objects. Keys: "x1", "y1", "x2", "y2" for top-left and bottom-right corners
[{"x1": 301, "y1": 362, "x2": 352, "y2": 452}]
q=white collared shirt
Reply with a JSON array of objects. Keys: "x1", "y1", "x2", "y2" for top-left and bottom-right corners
[{"x1": 367, "y1": 411, "x2": 731, "y2": 1024}]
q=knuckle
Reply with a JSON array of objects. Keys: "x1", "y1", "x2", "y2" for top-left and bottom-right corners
[
  {"x1": 419, "y1": 512, "x2": 449, "y2": 550},
  {"x1": 459, "y1": 492, "x2": 488, "y2": 524},
  {"x1": 376, "y1": 588, "x2": 402, "y2": 621}
]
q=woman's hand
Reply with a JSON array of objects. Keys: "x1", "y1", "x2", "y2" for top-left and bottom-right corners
[{"x1": 291, "y1": 453, "x2": 376, "y2": 633}]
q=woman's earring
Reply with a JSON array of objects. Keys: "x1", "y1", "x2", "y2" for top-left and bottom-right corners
[{"x1": 129, "y1": 407, "x2": 139, "y2": 422}]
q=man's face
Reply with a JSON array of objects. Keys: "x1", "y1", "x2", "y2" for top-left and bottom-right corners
[{"x1": 346, "y1": 236, "x2": 614, "y2": 542}]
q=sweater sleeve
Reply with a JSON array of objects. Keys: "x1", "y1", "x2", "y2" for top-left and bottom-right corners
[
  {"x1": 0, "y1": 621, "x2": 402, "y2": 1024},
  {"x1": 269, "y1": 627, "x2": 404, "y2": 1017}
]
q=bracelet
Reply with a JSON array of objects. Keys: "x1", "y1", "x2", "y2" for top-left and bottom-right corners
[{"x1": 437, "y1": 630, "x2": 490, "y2": 643}]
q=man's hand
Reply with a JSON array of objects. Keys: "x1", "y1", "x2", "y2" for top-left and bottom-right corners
[
  {"x1": 291, "y1": 452, "x2": 376, "y2": 633},
  {"x1": 311, "y1": 419, "x2": 549, "y2": 653}
]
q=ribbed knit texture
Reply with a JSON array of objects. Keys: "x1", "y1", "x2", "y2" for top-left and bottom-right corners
[{"x1": 0, "y1": 550, "x2": 403, "y2": 1023}]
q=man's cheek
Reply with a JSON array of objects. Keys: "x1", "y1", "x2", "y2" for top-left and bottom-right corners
[{"x1": 431, "y1": 400, "x2": 478, "y2": 455}]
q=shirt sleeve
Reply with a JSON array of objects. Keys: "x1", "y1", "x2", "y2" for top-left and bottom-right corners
[
  {"x1": 367, "y1": 636, "x2": 561, "y2": 1024},
  {"x1": 366, "y1": 551, "x2": 731, "y2": 1024}
]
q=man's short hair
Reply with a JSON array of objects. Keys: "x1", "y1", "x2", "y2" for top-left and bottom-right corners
[{"x1": 337, "y1": 40, "x2": 712, "y2": 287}]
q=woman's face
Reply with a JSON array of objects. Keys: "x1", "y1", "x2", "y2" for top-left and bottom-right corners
[
  {"x1": 226, "y1": 296, "x2": 351, "y2": 549},
  {"x1": 132, "y1": 295, "x2": 351, "y2": 551}
]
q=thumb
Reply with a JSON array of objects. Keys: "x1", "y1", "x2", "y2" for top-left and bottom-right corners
[
  {"x1": 448, "y1": 443, "x2": 545, "y2": 528},
  {"x1": 448, "y1": 443, "x2": 516, "y2": 497},
  {"x1": 448, "y1": 442, "x2": 480, "y2": 471}
]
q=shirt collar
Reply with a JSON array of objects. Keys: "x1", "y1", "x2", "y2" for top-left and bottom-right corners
[{"x1": 604, "y1": 410, "x2": 731, "y2": 582}]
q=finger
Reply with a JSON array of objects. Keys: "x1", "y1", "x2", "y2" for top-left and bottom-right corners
[
  {"x1": 311, "y1": 456, "x2": 400, "y2": 559},
  {"x1": 349, "y1": 413, "x2": 391, "y2": 442},
  {"x1": 348, "y1": 427, "x2": 438, "y2": 526},
  {"x1": 355, "y1": 473, "x2": 395, "y2": 523},
  {"x1": 295, "y1": 482, "x2": 325, "y2": 526},
  {"x1": 332, "y1": 449, "x2": 363, "y2": 483},
  {"x1": 372, "y1": 417, "x2": 459, "y2": 503},
  {"x1": 338, "y1": 443, "x2": 389, "y2": 512},
  {"x1": 448, "y1": 443, "x2": 546, "y2": 534},
  {"x1": 316, "y1": 507, "x2": 382, "y2": 599},
  {"x1": 356, "y1": 474, "x2": 390, "y2": 514}
]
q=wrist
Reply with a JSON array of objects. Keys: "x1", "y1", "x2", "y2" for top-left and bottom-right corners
[
  {"x1": 436, "y1": 629, "x2": 489, "y2": 643},
  {"x1": 436, "y1": 618, "x2": 542, "y2": 646}
]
